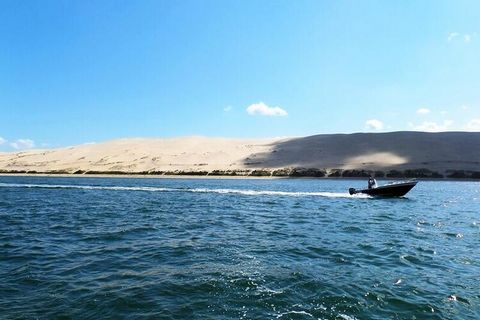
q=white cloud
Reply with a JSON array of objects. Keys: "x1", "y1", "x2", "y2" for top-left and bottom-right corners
[
  {"x1": 365, "y1": 119, "x2": 384, "y2": 131},
  {"x1": 447, "y1": 32, "x2": 459, "y2": 42},
  {"x1": 448, "y1": 32, "x2": 476, "y2": 43},
  {"x1": 246, "y1": 102, "x2": 288, "y2": 117},
  {"x1": 0, "y1": 137, "x2": 6, "y2": 145},
  {"x1": 465, "y1": 118, "x2": 480, "y2": 131},
  {"x1": 412, "y1": 120, "x2": 453, "y2": 132},
  {"x1": 461, "y1": 105, "x2": 470, "y2": 111},
  {"x1": 416, "y1": 108, "x2": 431, "y2": 115},
  {"x1": 10, "y1": 139, "x2": 35, "y2": 150},
  {"x1": 440, "y1": 110, "x2": 448, "y2": 116},
  {"x1": 223, "y1": 106, "x2": 233, "y2": 112}
]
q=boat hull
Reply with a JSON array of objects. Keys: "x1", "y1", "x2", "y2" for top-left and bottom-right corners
[{"x1": 349, "y1": 181, "x2": 417, "y2": 197}]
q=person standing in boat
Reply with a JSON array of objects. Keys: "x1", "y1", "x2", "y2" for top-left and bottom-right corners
[{"x1": 368, "y1": 176, "x2": 377, "y2": 189}]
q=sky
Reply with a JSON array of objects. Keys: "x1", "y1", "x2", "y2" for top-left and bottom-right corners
[{"x1": 1, "y1": 0, "x2": 479, "y2": 151}]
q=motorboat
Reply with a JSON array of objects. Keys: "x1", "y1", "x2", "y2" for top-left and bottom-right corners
[{"x1": 349, "y1": 180, "x2": 417, "y2": 197}]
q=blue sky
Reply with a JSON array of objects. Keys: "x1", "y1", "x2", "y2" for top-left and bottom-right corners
[{"x1": 1, "y1": 0, "x2": 479, "y2": 150}]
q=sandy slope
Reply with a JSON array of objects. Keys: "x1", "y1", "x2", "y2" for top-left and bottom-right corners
[
  {"x1": 0, "y1": 132, "x2": 479, "y2": 175},
  {"x1": 0, "y1": 137, "x2": 282, "y2": 173}
]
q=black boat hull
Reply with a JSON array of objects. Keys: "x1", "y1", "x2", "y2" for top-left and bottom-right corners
[{"x1": 349, "y1": 181, "x2": 417, "y2": 197}]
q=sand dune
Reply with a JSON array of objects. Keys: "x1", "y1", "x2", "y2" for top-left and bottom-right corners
[{"x1": 1, "y1": 132, "x2": 479, "y2": 178}]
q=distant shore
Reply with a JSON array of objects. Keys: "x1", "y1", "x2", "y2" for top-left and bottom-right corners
[
  {"x1": 1, "y1": 133, "x2": 479, "y2": 179},
  {"x1": 0, "y1": 168, "x2": 479, "y2": 181}
]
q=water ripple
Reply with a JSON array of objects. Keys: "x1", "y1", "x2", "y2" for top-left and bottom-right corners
[{"x1": 0, "y1": 177, "x2": 479, "y2": 319}]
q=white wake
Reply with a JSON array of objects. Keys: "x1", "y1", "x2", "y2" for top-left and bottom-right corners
[{"x1": 0, "y1": 183, "x2": 369, "y2": 198}]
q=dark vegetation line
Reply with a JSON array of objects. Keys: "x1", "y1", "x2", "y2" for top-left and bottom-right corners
[{"x1": 1, "y1": 168, "x2": 479, "y2": 179}]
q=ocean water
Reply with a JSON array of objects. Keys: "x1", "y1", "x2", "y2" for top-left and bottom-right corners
[{"x1": 0, "y1": 176, "x2": 479, "y2": 319}]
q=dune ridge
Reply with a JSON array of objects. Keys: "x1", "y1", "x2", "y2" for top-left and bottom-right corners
[{"x1": 1, "y1": 132, "x2": 479, "y2": 178}]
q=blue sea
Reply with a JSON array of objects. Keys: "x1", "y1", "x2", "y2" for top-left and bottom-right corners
[{"x1": 0, "y1": 176, "x2": 479, "y2": 319}]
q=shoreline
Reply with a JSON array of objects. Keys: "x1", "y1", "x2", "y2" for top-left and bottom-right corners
[{"x1": 0, "y1": 173, "x2": 478, "y2": 182}]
